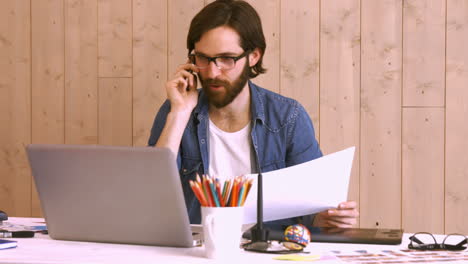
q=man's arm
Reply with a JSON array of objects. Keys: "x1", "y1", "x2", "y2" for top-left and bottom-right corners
[
  {"x1": 148, "y1": 63, "x2": 199, "y2": 155},
  {"x1": 154, "y1": 110, "x2": 192, "y2": 153}
]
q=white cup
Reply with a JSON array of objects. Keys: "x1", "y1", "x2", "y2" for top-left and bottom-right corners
[{"x1": 202, "y1": 206, "x2": 244, "y2": 259}]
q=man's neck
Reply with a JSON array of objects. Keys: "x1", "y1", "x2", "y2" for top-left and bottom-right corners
[{"x1": 209, "y1": 83, "x2": 251, "y2": 132}]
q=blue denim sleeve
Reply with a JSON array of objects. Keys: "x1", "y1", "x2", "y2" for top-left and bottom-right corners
[
  {"x1": 263, "y1": 103, "x2": 323, "y2": 232},
  {"x1": 147, "y1": 100, "x2": 182, "y2": 169},
  {"x1": 286, "y1": 103, "x2": 322, "y2": 166}
]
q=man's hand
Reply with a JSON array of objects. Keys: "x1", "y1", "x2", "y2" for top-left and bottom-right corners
[
  {"x1": 155, "y1": 62, "x2": 200, "y2": 154},
  {"x1": 312, "y1": 201, "x2": 359, "y2": 228},
  {"x1": 166, "y1": 62, "x2": 199, "y2": 114}
]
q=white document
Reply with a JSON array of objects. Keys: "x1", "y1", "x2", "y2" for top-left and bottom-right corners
[{"x1": 242, "y1": 147, "x2": 355, "y2": 224}]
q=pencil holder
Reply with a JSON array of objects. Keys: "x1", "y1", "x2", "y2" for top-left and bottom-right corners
[{"x1": 201, "y1": 206, "x2": 244, "y2": 259}]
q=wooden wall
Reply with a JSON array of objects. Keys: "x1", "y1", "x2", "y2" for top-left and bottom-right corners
[{"x1": 1, "y1": 0, "x2": 467, "y2": 235}]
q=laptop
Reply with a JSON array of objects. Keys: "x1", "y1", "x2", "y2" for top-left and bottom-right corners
[{"x1": 26, "y1": 144, "x2": 199, "y2": 247}]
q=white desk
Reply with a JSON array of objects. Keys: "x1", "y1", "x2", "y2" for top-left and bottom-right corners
[{"x1": 0, "y1": 217, "x2": 455, "y2": 264}]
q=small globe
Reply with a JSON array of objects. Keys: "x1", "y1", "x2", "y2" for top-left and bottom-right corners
[{"x1": 283, "y1": 224, "x2": 311, "y2": 249}]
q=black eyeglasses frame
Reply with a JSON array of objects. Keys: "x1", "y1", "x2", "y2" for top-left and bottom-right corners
[
  {"x1": 408, "y1": 232, "x2": 467, "y2": 251},
  {"x1": 188, "y1": 50, "x2": 250, "y2": 70}
]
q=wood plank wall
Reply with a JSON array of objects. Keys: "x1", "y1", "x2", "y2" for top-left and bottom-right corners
[{"x1": 1, "y1": 0, "x2": 467, "y2": 235}]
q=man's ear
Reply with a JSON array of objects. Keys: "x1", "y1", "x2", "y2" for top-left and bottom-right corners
[{"x1": 249, "y1": 48, "x2": 261, "y2": 67}]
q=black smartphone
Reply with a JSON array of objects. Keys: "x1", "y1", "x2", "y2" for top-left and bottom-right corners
[{"x1": 186, "y1": 70, "x2": 197, "y2": 91}]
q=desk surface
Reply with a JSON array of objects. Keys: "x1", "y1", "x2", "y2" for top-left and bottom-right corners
[{"x1": 0, "y1": 218, "x2": 461, "y2": 264}]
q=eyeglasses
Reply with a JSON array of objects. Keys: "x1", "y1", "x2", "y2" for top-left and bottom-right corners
[
  {"x1": 408, "y1": 232, "x2": 467, "y2": 251},
  {"x1": 188, "y1": 51, "x2": 250, "y2": 71}
]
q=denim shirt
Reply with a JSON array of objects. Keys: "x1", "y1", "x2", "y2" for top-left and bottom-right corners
[{"x1": 148, "y1": 81, "x2": 323, "y2": 231}]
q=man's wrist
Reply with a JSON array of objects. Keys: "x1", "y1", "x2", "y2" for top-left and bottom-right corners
[{"x1": 167, "y1": 110, "x2": 192, "y2": 123}]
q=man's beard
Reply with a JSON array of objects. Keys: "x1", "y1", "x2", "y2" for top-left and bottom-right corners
[{"x1": 200, "y1": 62, "x2": 250, "y2": 109}]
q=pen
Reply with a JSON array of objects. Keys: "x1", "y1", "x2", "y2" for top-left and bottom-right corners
[{"x1": 0, "y1": 230, "x2": 35, "y2": 238}]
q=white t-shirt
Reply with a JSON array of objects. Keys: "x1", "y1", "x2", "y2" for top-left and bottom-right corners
[{"x1": 208, "y1": 119, "x2": 255, "y2": 181}]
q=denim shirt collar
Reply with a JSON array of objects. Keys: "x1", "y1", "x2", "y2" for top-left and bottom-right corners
[{"x1": 192, "y1": 80, "x2": 265, "y2": 123}]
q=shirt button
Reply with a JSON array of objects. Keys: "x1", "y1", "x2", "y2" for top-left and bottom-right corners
[{"x1": 201, "y1": 139, "x2": 205, "y2": 144}]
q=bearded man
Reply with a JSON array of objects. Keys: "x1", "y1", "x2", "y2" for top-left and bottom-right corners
[{"x1": 148, "y1": 0, "x2": 358, "y2": 231}]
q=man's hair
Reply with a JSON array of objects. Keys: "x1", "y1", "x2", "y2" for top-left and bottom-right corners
[{"x1": 187, "y1": 0, "x2": 267, "y2": 78}]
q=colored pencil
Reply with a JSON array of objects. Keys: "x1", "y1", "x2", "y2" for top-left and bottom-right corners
[
  {"x1": 196, "y1": 173, "x2": 202, "y2": 186},
  {"x1": 240, "y1": 178, "x2": 252, "y2": 206},
  {"x1": 237, "y1": 182, "x2": 246, "y2": 207},
  {"x1": 209, "y1": 178, "x2": 221, "y2": 207},
  {"x1": 203, "y1": 175, "x2": 214, "y2": 207},
  {"x1": 198, "y1": 175, "x2": 205, "y2": 203},
  {"x1": 222, "y1": 179, "x2": 231, "y2": 205},
  {"x1": 190, "y1": 180, "x2": 204, "y2": 206},
  {"x1": 194, "y1": 174, "x2": 205, "y2": 197},
  {"x1": 190, "y1": 180, "x2": 207, "y2": 206},
  {"x1": 189, "y1": 175, "x2": 253, "y2": 207},
  {"x1": 231, "y1": 178, "x2": 239, "y2": 207},
  {"x1": 221, "y1": 180, "x2": 229, "y2": 201},
  {"x1": 216, "y1": 180, "x2": 225, "y2": 207}
]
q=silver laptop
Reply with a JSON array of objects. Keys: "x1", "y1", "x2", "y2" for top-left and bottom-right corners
[{"x1": 26, "y1": 144, "x2": 198, "y2": 247}]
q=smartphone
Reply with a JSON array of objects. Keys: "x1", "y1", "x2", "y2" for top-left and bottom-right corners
[{"x1": 186, "y1": 70, "x2": 197, "y2": 91}]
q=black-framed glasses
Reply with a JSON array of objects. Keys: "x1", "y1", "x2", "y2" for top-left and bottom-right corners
[
  {"x1": 188, "y1": 50, "x2": 250, "y2": 70},
  {"x1": 408, "y1": 232, "x2": 467, "y2": 251}
]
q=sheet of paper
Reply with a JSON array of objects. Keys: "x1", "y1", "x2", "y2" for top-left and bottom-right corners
[
  {"x1": 330, "y1": 249, "x2": 468, "y2": 264},
  {"x1": 242, "y1": 147, "x2": 355, "y2": 224}
]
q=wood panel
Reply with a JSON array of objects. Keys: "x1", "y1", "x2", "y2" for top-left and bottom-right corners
[
  {"x1": 446, "y1": 0, "x2": 468, "y2": 234},
  {"x1": 31, "y1": 0, "x2": 65, "y2": 144},
  {"x1": 360, "y1": 0, "x2": 402, "y2": 229},
  {"x1": 168, "y1": 0, "x2": 204, "y2": 79},
  {"x1": 402, "y1": 108, "x2": 444, "y2": 233},
  {"x1": 98, "y1": 0, "x2": 132, "y2": 77},
  {"x1": 246, "y1": 0, "x2": 280, "y2": 93},
  {"x1": 402, "y1": 0, "x2": 445, "y2": 107},
  {"x1": 0, "y1": 0, "x2": 31, "y2": 217},
  {"x1": 98, "y1": 78, "x2": 133, "y2": 146},
  {"x1": 319, "y1": 1, "x2": 361, "y2": 222},
  {"x1": 65, "y1": 0, "x2": 98, "y2": 145},
  {"x1": 133, "y1": 0, "x2": 168, "y2": 147},
  {"x1": 280, "y1": 0, "x2": 320, "y2": 140},
  {"x1": 31, "y1": 0, "x2": 65, "y2": 217}
]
